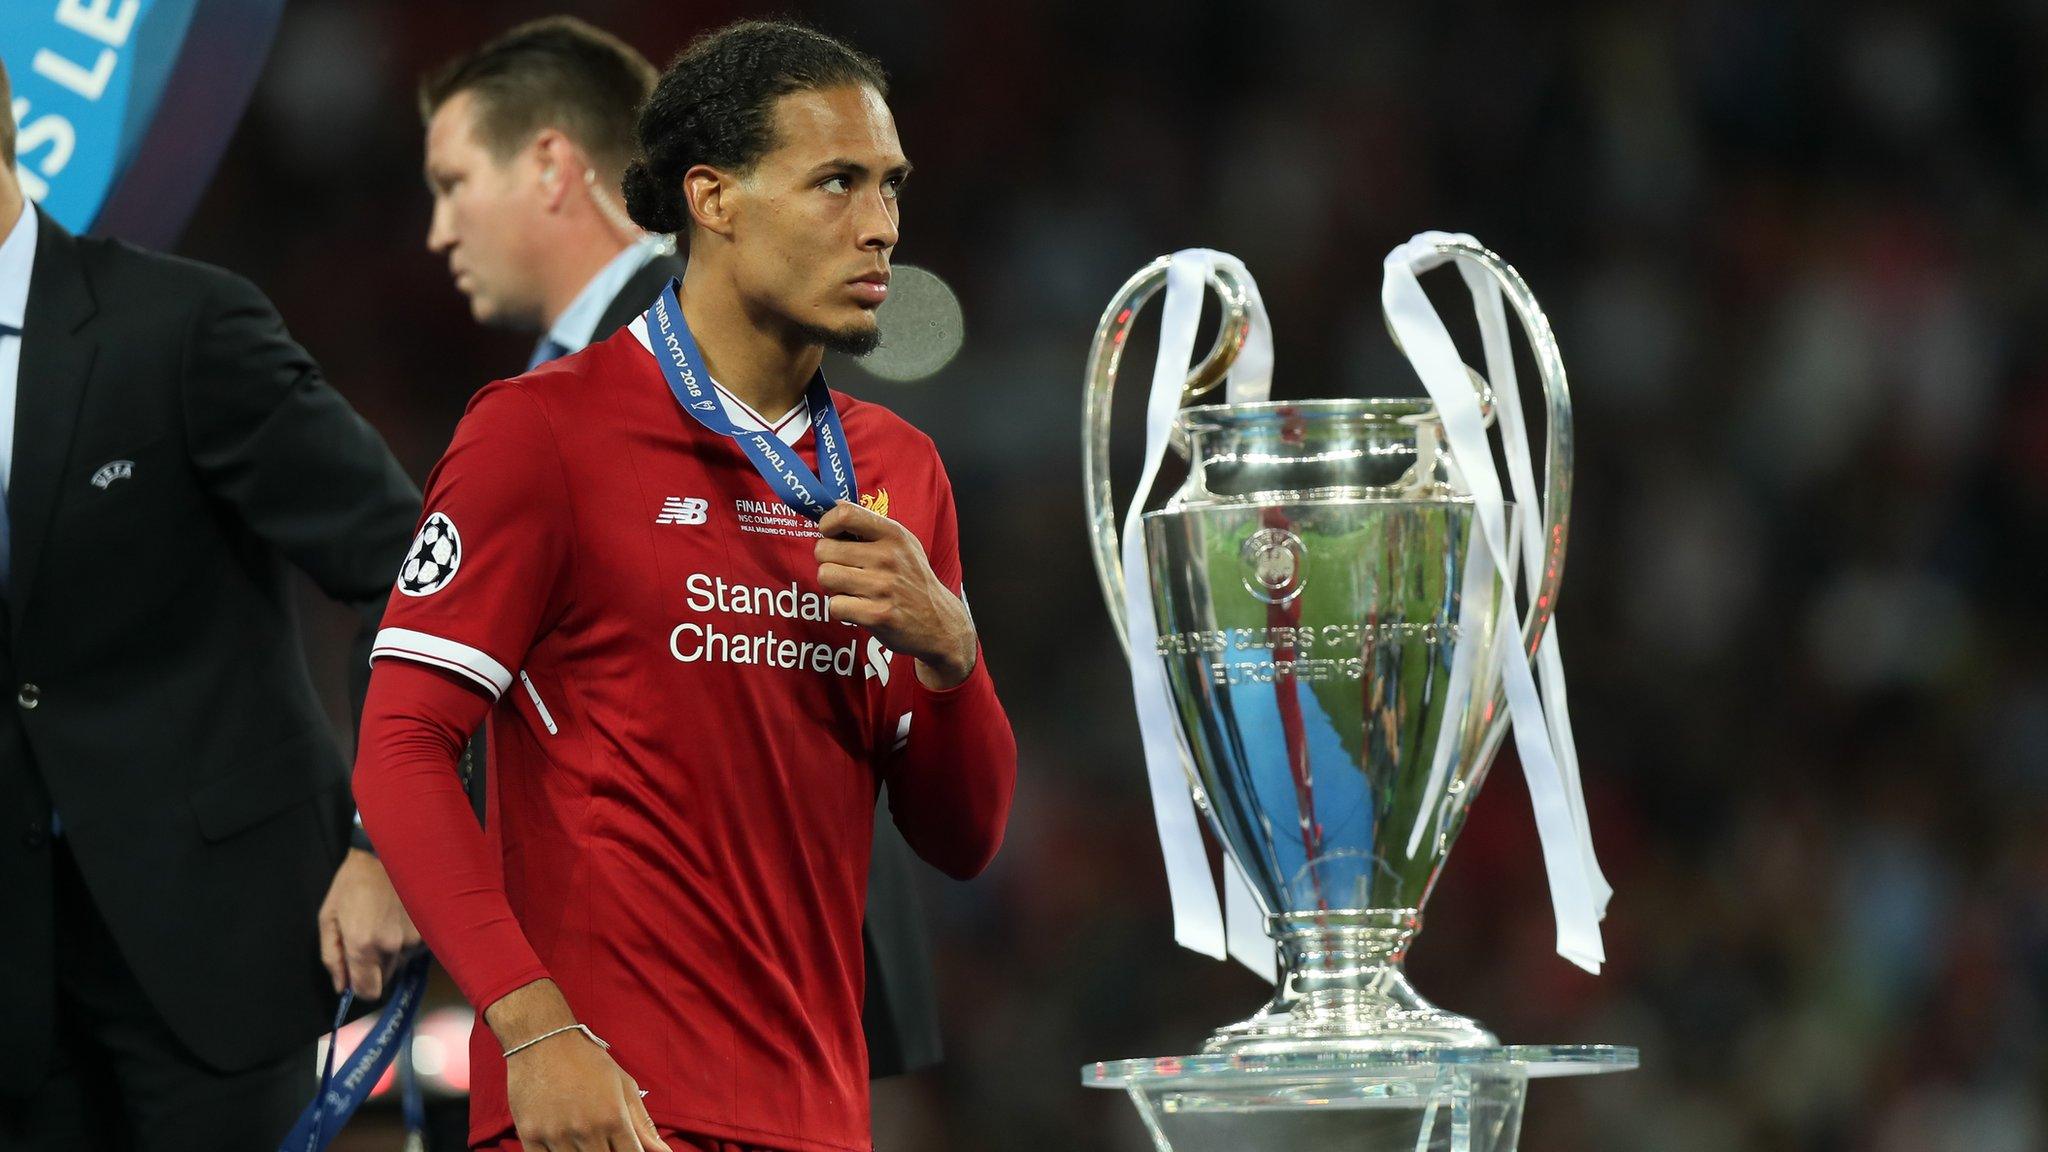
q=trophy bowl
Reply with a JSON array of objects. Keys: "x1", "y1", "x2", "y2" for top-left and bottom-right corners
[{"x1": 1147, "y1": 397, "x2": 1523, "y2": 1056}]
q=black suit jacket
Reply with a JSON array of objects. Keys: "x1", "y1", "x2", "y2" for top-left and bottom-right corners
[
  {"x1": 586, "y1": 253, "x2": 944, "y2": 1076},
  {"x1": 0, "y1": 213, "x2": 421, "y2": 1082}
]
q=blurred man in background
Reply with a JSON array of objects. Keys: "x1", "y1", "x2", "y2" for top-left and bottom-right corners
[
  {"x1": 421, "y1": 17, "x2": 676, "y2": 372},
  {"x1": 415, "y1": 15, "x2": 945, "y2": 1081},
  {"x1": 0, "y1": 54, "x2": 422, "y2": 1150}
]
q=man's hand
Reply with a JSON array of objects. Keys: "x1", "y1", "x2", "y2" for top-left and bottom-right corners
[
  {"x1": 317, "y1": 848, "x2": 422, "y2": 1001},
  {"x1": 488, "y1": 979, "x2": 673, "y2": 1152},
  {"x1": 815, "y1": 501, "x2": 977, "y2": 689}
]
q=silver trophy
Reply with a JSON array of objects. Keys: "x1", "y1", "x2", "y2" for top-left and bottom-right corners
[{"x1": 1081, "y1": 237, "x2": 1634, "y2": 1152}]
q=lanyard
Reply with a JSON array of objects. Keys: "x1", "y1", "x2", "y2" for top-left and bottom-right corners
[
  {"x1": 278, "y1": 954, "x2": 431, "y2": 1152},
  {"x1": 644, "y1": 280, "x2": 856, "y2": 521}
]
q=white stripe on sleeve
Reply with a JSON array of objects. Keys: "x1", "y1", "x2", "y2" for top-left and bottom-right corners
[{"x1": 370, "y1": 627, "x2": 515, "y2": 699}]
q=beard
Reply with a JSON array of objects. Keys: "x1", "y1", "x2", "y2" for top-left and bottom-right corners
[{"x1": 795, "y1": 319, "x2": 882, "y2": 357}]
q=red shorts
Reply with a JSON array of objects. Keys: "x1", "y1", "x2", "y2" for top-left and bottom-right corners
[{"x1": 476, "y1": 1135, "x2": 775, "y2": 1152}]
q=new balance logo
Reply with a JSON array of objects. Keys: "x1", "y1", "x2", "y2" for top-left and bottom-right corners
[{"x1": 656, "y1": 497, "x2": 709, "y2": 526}]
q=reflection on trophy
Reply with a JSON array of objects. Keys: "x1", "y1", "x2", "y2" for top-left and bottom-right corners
[{"x1": 1081, "y1": 235, "x2": 1636, "y2": 1151}]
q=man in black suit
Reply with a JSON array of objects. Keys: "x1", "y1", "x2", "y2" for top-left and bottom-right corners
[
  {"x1": 0, "y1": 58, "x2": 426, "y2": 1149},
  {"x1": 417, "y1": 17, "x2": 942, "y2": 1077}
]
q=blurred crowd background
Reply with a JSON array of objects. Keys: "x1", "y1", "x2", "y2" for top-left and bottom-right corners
[{"x1": 169, "y1": 1, "x2": 2048, "y2": 1149}]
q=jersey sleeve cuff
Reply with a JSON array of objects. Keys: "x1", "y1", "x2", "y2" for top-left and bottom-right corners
[
  {"x1": 371, "y1": 628, "x2": 514, "y2": 699},
  {"x1": 913, "y1": 644, "x2": 992, "y2": 704},
  {"x1": 471, "y1": 967, "x2": 557, "y2": 1024}
]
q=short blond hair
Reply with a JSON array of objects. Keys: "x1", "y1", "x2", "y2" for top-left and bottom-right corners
[{"x1": 419, "y1": 17, "x2": 656, "y2": 182}]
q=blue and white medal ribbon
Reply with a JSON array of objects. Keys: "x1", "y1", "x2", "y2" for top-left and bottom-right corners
[
  {"x1": 645, "y1": 280, "x2": 856, "y2": 520},
  {"x1": 278, "y1": 954, "x2": 432, "y2": 1152}
]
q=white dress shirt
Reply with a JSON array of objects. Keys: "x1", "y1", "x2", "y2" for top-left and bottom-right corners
[
  {"x1": 0, "y1": 199, "x2": 39, "y2": 497},
  {"x1": 543, "y1": 234, "x2": 669, "y2": 357},
  {"x1": 608, "y1": 248, "x2": 811, "y2": 440}
]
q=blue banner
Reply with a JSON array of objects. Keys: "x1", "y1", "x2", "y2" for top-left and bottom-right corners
[{"x1": 0, "y1": 0, "x2": 284, "y2": 245}]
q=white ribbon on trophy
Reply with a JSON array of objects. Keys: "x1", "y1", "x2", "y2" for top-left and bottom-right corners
[
  {"x1": 1125, "y1": 237, "x2": 1608, "y2": 980},
  {"x1": 1122, "y1": 249, "x2": 1280, "y2": 980},
  {"x1": 1382, "y1": 231, "x2": 1611, "y2": 972},
  {"x1": 1404, "y1": 501, "x2": 1500, "y2": 870}
]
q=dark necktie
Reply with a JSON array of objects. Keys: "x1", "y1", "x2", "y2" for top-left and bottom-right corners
[{"x1": 527, "y1": 336, "x2": 570, "y2": 371}]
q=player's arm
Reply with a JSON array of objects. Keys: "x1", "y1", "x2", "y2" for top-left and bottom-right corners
[
  {"x1": 356, "y1": 660, "x2": 539, "y2": 996},
  {"x1": 358, "y1": 660, "x2": 669, "y2": 1152},
  {"x1": 875, "y1": 646, "x2": 1015, "y2": 879},
  {"x1": 351, "y1": 383, "x2": 565, "y2": 1010},
  {"x1": 815, "y1": 474, "x2": 1017, "y2": 880},
  {"x1": 352, "y1": 384, "x2": 669, "y2": 1151}
]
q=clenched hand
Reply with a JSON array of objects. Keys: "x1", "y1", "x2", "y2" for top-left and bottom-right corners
[
  {"x1": 814, "y1": 501, "x2": 976, "y2": 689},
  {"x1": 318, "y1": 847, "x2": 422, "y2": 1000},
  {"x1": 488, "y1": 979, "x2": 673, "y2": 1152}
]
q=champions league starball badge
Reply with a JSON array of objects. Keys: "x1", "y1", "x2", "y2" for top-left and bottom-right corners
[
  {"x1": 398, "y1": 513, "x2": 461, "y2": 597},
  {"x1": 1080, "y1": 237, "x2": 1636, "y2": 1152}
]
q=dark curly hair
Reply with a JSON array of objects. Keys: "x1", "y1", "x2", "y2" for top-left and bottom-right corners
[{"x1": 622, "y1": 21, "x2": 888, "y2": 236}]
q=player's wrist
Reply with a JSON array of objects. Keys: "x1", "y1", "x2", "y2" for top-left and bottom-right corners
[
  {"x1": 914, "y1": 629, "x2": 979, "y2": 691},
  {"x1": 484, "y1": 978, "x2": 580, "y2": 1051},
  {"x1": 503, "y1": 1022, "x2": 612, "y2": 1060}
]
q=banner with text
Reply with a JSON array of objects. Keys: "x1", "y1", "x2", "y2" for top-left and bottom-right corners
[{"x1": 1, "y1": 0, "x2": 284, "y2": 245}]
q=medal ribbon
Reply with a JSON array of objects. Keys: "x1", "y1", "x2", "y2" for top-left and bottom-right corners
[
  {"x1": 645, "y1": 280, "x2": 856, "y2": 520},
  {"x1": 278, "y1": 953, "x2": 431, "y2": 1151}
]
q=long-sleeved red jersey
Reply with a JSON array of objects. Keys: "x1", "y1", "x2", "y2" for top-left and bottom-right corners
[{"x1": 353, "y1": 319, "x2": 1016, "y2": 1152}]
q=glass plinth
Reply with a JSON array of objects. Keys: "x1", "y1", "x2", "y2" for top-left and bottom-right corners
[{"x1": 1083, "y1": 1045, "x2": 1637, "y2": 1152}]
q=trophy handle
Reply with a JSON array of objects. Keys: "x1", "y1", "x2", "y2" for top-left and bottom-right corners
[
  {"x1": 1416, "y1": 236, "x2": 1574, "y2": 660},
  {"x1": 1083, "y1": 257, "x2": 1254, "y2": 653}
]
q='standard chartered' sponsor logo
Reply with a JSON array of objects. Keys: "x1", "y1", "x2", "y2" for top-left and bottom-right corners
[
  {"x1": 685, "y1": 573, "x2": 834, "y2": 620},
  {"x1": 668, "y1": 571, "x2": 890, "y2": 679}
]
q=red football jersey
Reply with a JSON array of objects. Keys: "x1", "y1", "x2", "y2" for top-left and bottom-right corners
[{"x1": 362, "y1": 318, "x2": 1012, "y2": 1152}]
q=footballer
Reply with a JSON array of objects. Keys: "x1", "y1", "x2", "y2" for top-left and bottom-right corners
[{"x1": 354, "y1": 21, "x2": 1015, "y2": 1152}]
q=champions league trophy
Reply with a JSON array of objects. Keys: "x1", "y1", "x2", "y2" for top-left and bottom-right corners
[{"x1": 1080, "y1": 235, "x2": 1636, "y2": 1151}]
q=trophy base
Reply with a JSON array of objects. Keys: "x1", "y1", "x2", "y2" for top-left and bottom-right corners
[
  {"x1": 1082, "y1": 1045, "x2": 1637, "y2": 1152},
  {"x1": 1202, "y1": 963, "x2": 1499, "y2": 1057},
  {"x1": 1205, "y1": 909, "x2": 1500, "y2": 1057}
]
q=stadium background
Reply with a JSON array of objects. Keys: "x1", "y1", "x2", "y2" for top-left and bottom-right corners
[{"x1": 166, "y1": 2, "x2": 2048, "y2": 1149}]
